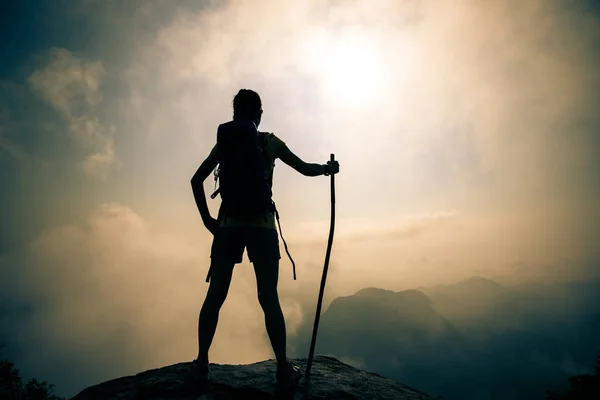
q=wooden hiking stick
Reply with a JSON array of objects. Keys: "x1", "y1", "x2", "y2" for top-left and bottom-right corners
[{"x1": 306, "y1": 153, "x2": 336, "y2": 376}]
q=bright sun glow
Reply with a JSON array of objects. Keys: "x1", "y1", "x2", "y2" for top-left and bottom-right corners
[{"x1": 299, "y1": 29, "x2": 387, "y2": 108}]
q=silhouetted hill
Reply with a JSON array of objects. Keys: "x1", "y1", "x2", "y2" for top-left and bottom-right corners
[
  {"x1": 294, "y1": 288, "x2": 465, "y2": 393},
  {"x1": 290, "y1": 277, "x2": 600, "y2": 400},
  {"x1": 322, "y1": 288, "x2": 459, "y2": 342},
  {"x1": 547, "y1": 353, "x2": 600, "y2": 399},
  {"x1": 71, "y1": 356, "x2": 436, "y2": 399},
  {"x1": 424, "y1": 277, "x2": 600, "y2": 339}
]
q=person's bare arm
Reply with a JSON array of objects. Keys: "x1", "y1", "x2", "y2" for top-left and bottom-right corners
[
  {"x1": 278, "y1": 144, "x2": 334, "y2": 176},
  {"x1": 191, "y1": 146, "x2": 219, "y2": 233}
]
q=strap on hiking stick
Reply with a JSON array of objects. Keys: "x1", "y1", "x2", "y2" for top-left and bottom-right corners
[
  {"x1": 306, "y1": 153, "x2": 336, "y2": 376},
  {"x1": 274, "y1": 203, "x2": 297, "y2": 280}
]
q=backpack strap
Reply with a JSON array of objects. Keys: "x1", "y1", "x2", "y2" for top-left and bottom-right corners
[
  {"x1": 258, "y1": 132, "x2": 276, "y2": 189},
  {"x1": 272, "y1": 201, "x2": 296, "y2": 280}
]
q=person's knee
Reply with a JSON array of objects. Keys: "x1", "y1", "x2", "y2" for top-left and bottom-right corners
[
  {"x1": 205, "y1": 286, "x2": 229, "y2": 309},
  {"x1": 257, "y1": 288, "x2": 280, "y2": 310}
]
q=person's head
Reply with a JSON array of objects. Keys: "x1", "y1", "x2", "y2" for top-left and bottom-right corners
[{"x1": 232, "y1": 89, "x2": 263, "y2": 126}]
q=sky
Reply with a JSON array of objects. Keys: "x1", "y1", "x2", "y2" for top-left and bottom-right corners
[{"x1": 1, "y1": 0, "x2": 600, "y2": 397}]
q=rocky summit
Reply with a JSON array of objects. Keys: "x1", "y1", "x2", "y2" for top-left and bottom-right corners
[{"x1": 71, "y1": 355, "x2": 436, "y2": 399}]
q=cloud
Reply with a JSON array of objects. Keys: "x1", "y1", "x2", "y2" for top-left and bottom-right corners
[
  {"x1": 74, "y1": 116, "x2": 119, "y2": 180},
  {"x1": 1, "y1": 203, "x2": 301, "y2": 397},
  {"x1": 3, "y1": 0, "x2": 600, "y2": 394},
  {"x1": 28, "y1": 48, "x2": 104, "y2": 115},
  {"x1": 119, "y1": 0, "x2": 600, "y2": 218},
  {"x1": 28, "y1": 48, "x2": 120, "y2": 179},
  {"x1": 347, "y1": 211, "x2": 460, "y2": 243},
  {"x1": 9, "y1": 0, "x2": 597, "y2": 293},
  {"x1": 288, "y1": 211, "x2": 460, "y2": 245},
  {"x1": 0, "y1": 127, "x2": 49, "y2": 172},
  {"x1": 0, "y1": 82, "x2": 52, "y2": 176}
]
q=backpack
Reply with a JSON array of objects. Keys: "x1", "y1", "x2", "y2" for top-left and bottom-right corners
[
  {"x1": 213, "y1": 119, "x2": 274, "y2": 218},
  {"x1": 207, "y1": 120, "x2": 297, "y2": 281}
]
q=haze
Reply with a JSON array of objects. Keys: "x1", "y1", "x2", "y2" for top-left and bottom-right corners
[{"x1": 1, "y1": 0, "x2": 599, "y2": 397}]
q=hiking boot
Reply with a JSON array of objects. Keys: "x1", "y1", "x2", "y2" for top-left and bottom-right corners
[
  {"x1": 188, "y1": 359, "x2": 210, "y2": 386},
  {"x1": 275, "y1": 361, "x2": 302, "y2": 391}
]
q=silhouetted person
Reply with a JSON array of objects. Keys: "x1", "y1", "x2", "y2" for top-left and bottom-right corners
[{"x1": 190, "y1": 89, "x2": 339, "y2": 389}]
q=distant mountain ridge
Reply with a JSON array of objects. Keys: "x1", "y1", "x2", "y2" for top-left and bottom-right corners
[
  {"x1": 290, "y1": 276, "x2": 600, "y2": 400},
  {"x1": 294, "y1": 286, "x2": 466, "y2": 393}
]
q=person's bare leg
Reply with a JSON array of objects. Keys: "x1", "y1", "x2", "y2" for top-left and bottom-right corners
[
  {"x1": 197, "y1": 258, "x2": 235, "y2": 364},
  {"x1": 253, "y1": 257, "x2": 288, "y2": 368}
]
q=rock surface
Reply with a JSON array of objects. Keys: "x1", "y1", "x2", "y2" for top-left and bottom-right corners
[{"x1": 71, "y1": 355, "x2": 436, "y2": 399}]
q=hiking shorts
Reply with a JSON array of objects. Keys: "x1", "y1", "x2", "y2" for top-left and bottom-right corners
[{"x1": 210, "y1": 226, "x2": 281, "y2": 264}]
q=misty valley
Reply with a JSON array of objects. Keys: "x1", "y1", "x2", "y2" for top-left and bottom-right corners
[{"x1": 289, "y1": 276, "x2": 600, "y2": 400}]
